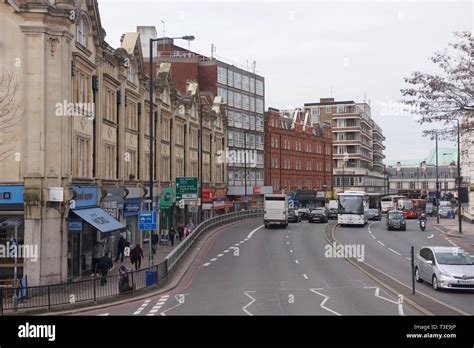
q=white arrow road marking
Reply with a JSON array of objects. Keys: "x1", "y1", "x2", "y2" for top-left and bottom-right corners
[
  {"x1": 242, "y1": 291, "x2": 257, "y2": 316},
  {"x1": 160, "y1": 294, "x2": 189, "y2": 316},
  {"x1": 427, "y1": 234, "x2": 434, "y2": 239},
  {"x1": 388, "y1": 248, "x2": 401, "y2": 256},
  {"x1": 364, "y1": 287, "x2": 404, "y2": 316},
  {"x1": 247, "y1": 225, "x2": 264, "y2": 239},
  {"x1": 309, "y1": 288, "x2": 342, "y2": 316}
]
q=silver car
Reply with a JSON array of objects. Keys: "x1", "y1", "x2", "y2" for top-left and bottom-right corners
[{"x1": 415, "y1": 246, "x2": 474, "y2": 291}]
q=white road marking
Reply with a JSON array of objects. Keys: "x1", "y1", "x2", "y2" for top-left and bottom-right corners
[
  {"x1": 286, "y1": 241, "x2": 290, "y2": 245},
  {"x1": 217, "y1": 254, "x2": 224, "y2": 257},
  {"x1": 364, "y1": 287, "x2": 404, "y2": 316},
  {"x1": 223, "y1": 249, "x2": 230, "y2": 253},
  {"x1": 377, "y1": 241, "x2": 385, "y2": 247},
  {"x1": 202, "y1": 262, "x2": 210, "y2": 267},
  {"x1": 371, "y1": 235, "x2": 376, "y2": 240},
  {"x1": 427, "y1": 234, "x2": 434, "y2": 239},
  {"x1": 388, "y1": 248, "x2": 401, "y2": 256},
  {"x1": 234, "y1": 243, "x2": 240, "y2": 247},
  {"x1": 97, "y1": 313, "x2": 109, "y2": 316},
  {"x1": 210, "y1": 258, "x2": 218, "y2": 262},
  {"x1": 303, "y1": 274, "x2": 309, "y2": 279},
  {"x1": 309, "y1": 288, "x2": 342, "y2": 316},
  {"x1": 286, "y1": 236, "x2": 289, "y2": 239},
  {"x1": 290, "y1": 250, "x2": 293, "y2": 253},
  {"x1": 406, "y1": 257, "x2": 411, "y2": 260},
  {"x1": 133, "y1": 299, "x2": 151, "y2": 315},
  {"x1": 295, "y1": 260, "x2": 299, "y2": 264},
  {"x1": 247, "y1": 225, "x2": 264, "y2": 239},
  {"x1": 244, "y1": 238, "x2": 249, "y2": 241},
  {"x1": 242, "y1": 291, "x2": 257, "y2": 316},
  {"x1": 240, "y1": 240, "x2": 244, "y2": 243},
  {"x1": 160, "y1": 294, "x2": 189, "y2": 316}
]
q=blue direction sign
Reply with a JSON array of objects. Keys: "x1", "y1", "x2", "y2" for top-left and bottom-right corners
[{"x1": 139, "y1": 211, "x2": 157, "y2": 230}]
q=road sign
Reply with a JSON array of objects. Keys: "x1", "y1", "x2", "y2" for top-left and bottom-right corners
[
  {"x1": 139, "y1": 211, "x2": 157, "y2": 230},
  {"x1": 176, "y1": 177, "x2": 198, "y2": 201}
]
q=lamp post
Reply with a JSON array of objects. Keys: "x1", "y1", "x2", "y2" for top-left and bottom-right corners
[
  {"x1": 455, "y1": 118, "x2": 462, "y2": 234},
  {"x1": 420, "y1": 161, "x2": 427, "y2": 198},
  {"x1": 396, "y1": 161, "x2": 401, "y2": 195},
  {"x1": 149, "y1": 34, "x2": 195, "y2": 240}
]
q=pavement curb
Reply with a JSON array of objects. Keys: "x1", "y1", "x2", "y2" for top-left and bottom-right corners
[{"x1": 29, "y1": 219, "x2": 246, "y2": 316}]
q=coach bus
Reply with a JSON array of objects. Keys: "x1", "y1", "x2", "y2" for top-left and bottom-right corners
[
  {"x1": 380, "y1": 195, "x2": 406, "y2": 213},
  {"x1": 338, "y1": 191, "x2": 369, "y2": 226}
]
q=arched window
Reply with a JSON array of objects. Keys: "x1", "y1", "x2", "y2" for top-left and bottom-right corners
[
  {"x1": 127, "y1": 63, "x2": 134, "y2": 82},
  {"x1": 77, "y1": 17, "x2": 87, "y2": 46}
]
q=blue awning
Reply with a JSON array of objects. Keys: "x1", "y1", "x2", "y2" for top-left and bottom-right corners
[{"x1": 73, "y1": 208, "x2": 126, "y2": 234}]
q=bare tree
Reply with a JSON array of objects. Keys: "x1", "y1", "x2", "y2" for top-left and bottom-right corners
[
  {"x1": 401, "y1": 31, "x2": 473, "y2": 134},
  {"x1": 0, "y1": 68, "x2": 23, "y2": 160}
]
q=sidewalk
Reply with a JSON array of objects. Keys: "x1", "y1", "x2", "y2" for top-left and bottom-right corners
[{"x1": 432, "y1": 217, "x2": 474, "y2": 238}]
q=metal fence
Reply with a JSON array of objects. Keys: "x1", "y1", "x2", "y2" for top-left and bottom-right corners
[{"x1": 0, "y1": 209, "x2": 263, "y2": 314}]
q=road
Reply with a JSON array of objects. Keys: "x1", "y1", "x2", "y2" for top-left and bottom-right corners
[
  {"x1": 80, "y1": 218, "x2": 419, "y2": 316},
  {"x1": 335, "y1": 217, "x2": 474, "y2": 314}
]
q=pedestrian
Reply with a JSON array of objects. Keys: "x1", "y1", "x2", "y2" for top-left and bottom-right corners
[
  {"x1": 130, "y1": 243, "x2": 144, "y2": 271},
  {"x1": 169, "y1": 227, "x2": 176, "y2": 246},
  {"x1": 115, "y1": 235, "x2": 126, "y2": 263},
  {"x1": 92, "y1": 243, "x2": 103, "y2": 276},
  {"x1": 151, "y1": 231, "x2": 159, "y2": 255},
  {"x1": 98, "y1": 252, "x2": 113, "y2": 286},
  {"x1": 177, "y1": 224, "x2": 185, "y2": 242},
  {"x1": 186, "y1": 219, "x2": 195, "y2": 237}
]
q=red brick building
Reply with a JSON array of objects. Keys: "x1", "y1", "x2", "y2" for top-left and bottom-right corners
[{"x1": 264, "y1": 107, "x2": 333, "y2": 193}]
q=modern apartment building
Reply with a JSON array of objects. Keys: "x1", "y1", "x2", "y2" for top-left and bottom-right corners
[
  {"x1": 264, "y1": 108, "x2": 333, "y2": 204},
  {"x1": 137, "y1": 27, "x2": 271, "y2": 209},
  {"x1": 304, "y1": 98, "x2": 386, "y2": 195}
]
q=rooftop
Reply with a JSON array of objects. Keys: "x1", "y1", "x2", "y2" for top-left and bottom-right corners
[{"x1": 384, "y1": 148, "x2": 458, "y2": 167}]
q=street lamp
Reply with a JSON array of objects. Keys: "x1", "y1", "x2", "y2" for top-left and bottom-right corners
[
  {"x1": 149, "y1": 34, "x2": 195, "y2": 242},
  {"x1": 420, "y1": 161, "x2": 427, "y2": 198}
]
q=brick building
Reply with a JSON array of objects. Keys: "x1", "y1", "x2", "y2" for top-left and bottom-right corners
[{"x1": 264, "y1": 108, "x2": 333, "y2": 200}]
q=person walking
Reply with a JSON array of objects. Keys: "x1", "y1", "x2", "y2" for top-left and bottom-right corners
[
  {"x1": 151, "y1": 231, "x2": 159, "y2": 255},
  {"x1": 98, "y1": 252, "x2": 113, "y2": 286},
  {"x1": 169, "y1": 227, "x2": 176, "y2": 246},
  {"x1": 115, "y1": 235, "x2": 126, "y2": 263},
  {"x1": 130, "y1": 243, "x2": 144, "y2": 271},
  {"x1": 92, "y1": 243, "x2": 103, "y2": 276},
  {"x1": 186, "y1": 219, "x2": 195, "y2": 237},
  {"x1": 177, "y1": 224, "x2": 185, "y2": 242}
]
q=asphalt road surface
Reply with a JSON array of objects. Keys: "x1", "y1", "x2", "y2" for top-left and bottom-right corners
[{"x1": 81, "y1": 218, "x2": 420, "y2": 316}]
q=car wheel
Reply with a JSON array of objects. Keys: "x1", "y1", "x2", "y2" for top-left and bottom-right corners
[
  {"x1": 415, "y1": 268, "x2": 423, "y2": 283},
  {"x1": 432, "y1": 275, "x2": 439, "y2": 291}
]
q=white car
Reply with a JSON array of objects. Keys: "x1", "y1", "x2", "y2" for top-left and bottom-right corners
[{"x1": 415, "y1": 246, "x2": 474, "y2": 291}]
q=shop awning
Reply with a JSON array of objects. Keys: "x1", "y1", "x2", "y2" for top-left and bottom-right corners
[{"x1": 73, "y1": 208, "x2": 126, "y2": 234}]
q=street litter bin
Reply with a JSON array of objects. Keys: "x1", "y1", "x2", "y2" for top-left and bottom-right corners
[{"x1": 145, "y1": 270, "x2": 158, "y2": 287}]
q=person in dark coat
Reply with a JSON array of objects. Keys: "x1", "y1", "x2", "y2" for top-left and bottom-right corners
[
  {"x1": 115, "y1": 235, "x2": 126, "y2": 263},
  {"x1": 98, "y1": 252, "x2": 113, "y2": 286},
  {"x1": 169, "y1": 227, "x2": 176, "y2": 246},
  {"x1": 177, "y1": 225, "x2": 185, "y2": 242},
  {"x1": 151, "y1": 231, "x2": 159, "y2": 255},
  {"x1": 130, "y1": 243, "x2": 144, "y2": 271}
]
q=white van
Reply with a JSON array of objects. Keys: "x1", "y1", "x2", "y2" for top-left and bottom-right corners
[{"x1": 264, "y1": 194, "x2": 288, "y2": 228}]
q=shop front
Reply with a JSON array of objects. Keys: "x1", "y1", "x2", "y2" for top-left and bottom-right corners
[
  {"x1": 100, "y1": 187, "x2": 125, "y2": 257},
  {"x1": 0, "y1": 185, "x2": 25, "y2": 285},
  {"x1": 68, "y1": 185, "x2": 126, "y2": 279},
  {"x1": 159, "y1": 187, "x2": 175, "y2": 236},
  {"x1": 123, "y1": 197, "x2": 141, "y2": 247},
  {"x1": 213, "y1": 188, "x2": 227, "y2": 216},
  {"x1": 202, "y1": 188, "x2": 214, "y2": 220}
]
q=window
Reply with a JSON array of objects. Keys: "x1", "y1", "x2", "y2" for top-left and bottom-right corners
[
  {"x1": 256, "y1": 116, "x2": 264, "y2": 131},
  {"x1": 256, "y1": 80, "x2": 264, "y2": 96},
  {"x1": 242, "y1": 94, "x2": 250, "y2": 110},
  {"x1": 255, "y1": 134, "x2": 263, "y2": 149},
  {"x1": 127, "y1": 64, "x2": 134, "y2": 82},
  {"x1": 250, "y1": 97, "x2": 256, "y2": 112},
  {"x1": 234, "y1": 113, "x2": 242, "y2": 128},
  {"x1": 256, "y1": 98, "x2": 264, "y2": 114},
  {"x1": 410, "y1": 182, "x2": 416, "y2": 189},
  {"x1": 176, "y1": 123, "x2": 185, "y2": 145},
  {"x1": 227, "y1": 111, "x2": 234, "y2": 127},
  {"x1": 227, "y1": 70, "x2": 234, "y2": 87},
  {"x1": 162, "y1": 117, "x2": 170, "y2": 141},
  {"x1": 76, "y1": 17, "x2": 87, "y2": 46},
  {"x1": 234, "y1": 72, "x2": 242, "y2": 89},
  {"x1": 249, "y1": 115, "x2": 255, "y2": 130},
  {"x1": 242, "y1": 114, "x2": 249, "y2": 129},
  {"x1": 176, "y1": 157, "x2": 184, "y2": 177},
  {"x1": 234, "y1": 92, "x2": 241, "y2": 109},
  {"x1": 218, "y1": 66, "x2": 227, "y2": 84},
  {"x1": 190, "y1": 161, "x2": 198, "y2": 177},
  {"x1": 228, "y1": 90, "x2": 234, "y2": 107},
  {"x1": 126, "y1": 101, "x2": 137, "y2": 130},
  {"x1": 250, "y1": 77, "x2": 256, "y2": 93},
  {"x1": 104, "y1": 88, "x2": 116, "y2": 122},
  {"x1": 217, "y1": 87, "x2": 227, "y2": 103},
  {"x1": 125, "y1": 149, "x2": 137, "y2": 180},
  {"x1": 104, "y1": 143, "x2": 116, "y2": 179},
  {"x1": 242, "y1": 75, "x2": 250, "y2": 91},
  {"x1": 161, "y1": 155, "x2": 170, "y2": 181},
  {"x1": 227, "y1": 130, "x2": 233, "y2": 146},
  {"x1": 76, "y1": 73, "x2": 90, "y2": 104},
  {"x1": 325, "y1": 106, "x2": 332, "y2": 114},
  {"x1": 337, "y1": 105, "x2": 347, "y2": 113},
  {"x1": 75, "y1": 136, "x2": 90, "y2": 178}
]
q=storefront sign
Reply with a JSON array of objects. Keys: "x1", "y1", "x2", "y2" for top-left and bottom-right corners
[
  {"x1": 202, "y1": 203, "x2": 213, "y2": 210},
  {"x1": 202, "y1": 188, "x2": 214, "y2": 203},
  {"x1": 0, "y1": 185, "x2": 24, "y2": 211},
  {"x1": 253, "y1": 186, "x2": 261, "y2": 194},
  {"x1": 213, "y1": 200, "x2": 225, "y2": 209},
  {"x1": 71, "y1": 186, "x2": 98, "y2": 209},
  {"x1": 176, "y1": 177, "x2": 198, "y2": 201},
  {"x1": 124, "y1": 202, "x2": 141, "y2": 216},
  {"x1": 68, "y1": 220, "x2": 83, "y2": 231}
]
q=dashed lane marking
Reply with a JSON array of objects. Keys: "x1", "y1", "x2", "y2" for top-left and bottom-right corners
[
  {"x1": 295, "y1": 260, "x2": 299, "y2": 264},
  {"x1": 388, "y1": 248, "x2": 401, "y2": 256},
  {"x1": 202, "y1": 263, "x2": 211, "y2": 267},
  {"x1": 377, "y1": 241, "x2": 385, "y2": 247},
  {"x1": 217, "y1": 254, "x2": 224, "y2": 257},
  {"x1": 290, "y1": 250, "x2": 293, "y2": 253},
  {"x1": 224, "y1": 249, "x2": 230, "y2": 253},
  {"x1": 371, "y1": 235, "x2": 376, "y2": 240},
  {"x1": 303, "y1": 274, "x2": 309, "y2": 279},
  {"x1": 210, "y1": 258, "x2": 218, "y2": 262},
  {"x1": 247, "y1": 225, "x2": 264, "y2": 239}
]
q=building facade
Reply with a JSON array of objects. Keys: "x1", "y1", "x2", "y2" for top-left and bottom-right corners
[
  {"x1": 0, "y1": 0, "x2": 224, "y2": 286},
  {"x1": 304, "y1": 98, "x2": 386, "y2": 195},
  {"x1": 137, "y1": 28, "x2": 271, "y2": 210},
  {"x1": 264, "y1": 108, "x2": 333, "y2": 201}
]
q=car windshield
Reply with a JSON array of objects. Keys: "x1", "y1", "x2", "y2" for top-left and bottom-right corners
[
  {"x1": 339, "y1": 196, "x2": 364, "y2": 214},
  {"x1": 435, "y1": 252, "x2": 473, "y2": 265},
  {"x1": 388, "y1": 212, "x2": 404, "y2": 219},
  {"x1": 368, "y1": 209, "x2": 378, "y2": 213}
]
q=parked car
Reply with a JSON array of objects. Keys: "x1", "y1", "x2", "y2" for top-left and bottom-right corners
[
  {"x1": 328, "y1": 208, "x2": 338, "y2": 220},
  {"x1": 438, "y1": 206, "x2": 454, "y2": 219},
  {"x1": 415, "y1": 246, "x2": 474, "y2": 291},
  {"x1": 297, "y1": 208, "x2": 310, "y2": 220},
  {"x1": 386, "y1": 210, "x2": 406, "y2": 231},
  {"x1": 308, "y1": 208, "x2": 328, "y2": 223},
  {"x1": 367, "y1": 208, "x2": 381, "y2": 221},
  {"x1": 288, "y1": 210, "x2": 301, "y2": 223},
  {"x1": 426, "y1": 203, "x2": 434, "y2": 217}
]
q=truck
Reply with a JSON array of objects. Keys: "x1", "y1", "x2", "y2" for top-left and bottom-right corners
[{"x1": 264, "y1": 194, "x2": 288, "y2": 228}]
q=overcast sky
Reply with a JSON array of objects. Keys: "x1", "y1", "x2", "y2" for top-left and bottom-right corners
[{"x1": 99, "y1": 0, "x2": 472, "y2": 162}]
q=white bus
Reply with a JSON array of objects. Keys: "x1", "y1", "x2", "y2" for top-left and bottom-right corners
[
  {"x1": 381, "y1": 195, "x2": 406, "y2": 213},
  {"x1": 264, "y1": 194, "x2": 288, "y2": 228},
  {"x1": 338, "y1": 191, "x2": 369, "y2": 226}
]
